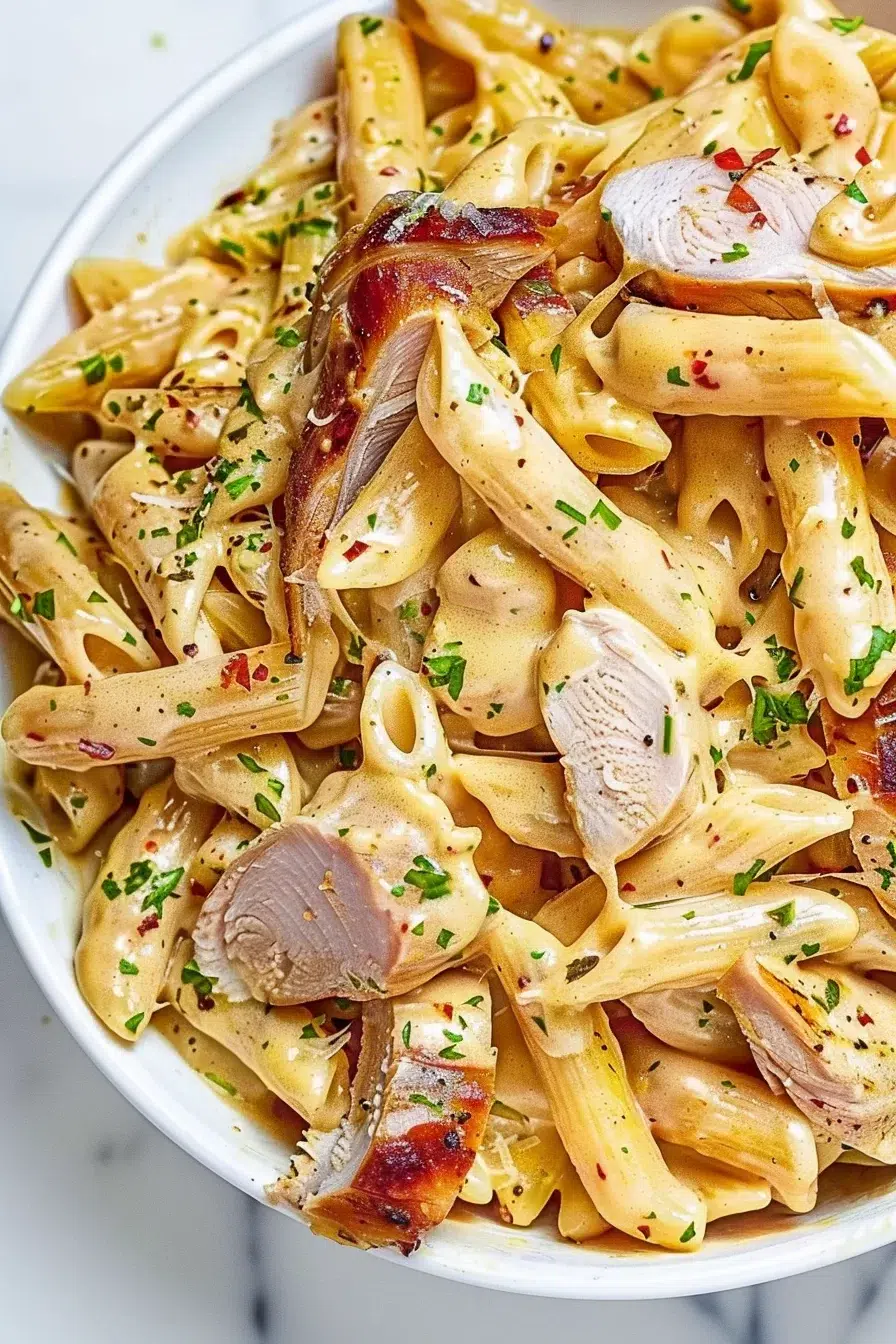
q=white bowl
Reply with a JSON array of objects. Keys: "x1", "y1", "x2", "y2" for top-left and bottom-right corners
[{"x1": 3, "y1": 0, "x2": 896, "y2": 1299}]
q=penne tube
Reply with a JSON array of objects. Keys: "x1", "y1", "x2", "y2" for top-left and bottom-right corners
[
  {"x1": 168, "y1": 175, "x2": 337, "y2": 272},
  {"x1": 75, "y1": 777, "x2": 216, "y2": 1041},
  {"x1": 71, "y1": 258, "x2": 165, "y2": 314},
  {"x1": 32, "y1": 764, "x2": 125, "y2": 855},
  {"x1": 399, "y1": 0, "x2": 649, "y2": 124},
  {"x1": 270, "y1": 182, "x2": 341, "y2": 330},
  {"x1": 620, "y1": 1024, "x2": 819, "y2": 1212},
  {"x1": 453, "y1": 755, "x2": 583, "y2": 858},
  {"x1": 484, "y1": 908, "x2": 708, "y2": 1250},
  {"x1": 0, "y1": 485, "x2": 159, "y2": 682},
  {"x1": 165, "y1": 940, "x2": 349, "y2": 1130},
  {"x1": 175, "y1": 734, "x2": 307, "y2": 829},
  {"x1": 556, "y1": 1166, "x2": 611, "y2": 1242},
  {"x1": 764, "y1": 418, "x2": 896, "y2": 717},
  {"x1": 422, "y1": 527, "x2": 556, "y2": 736},
  {"x1": 812, "y1": 877, "x2": 896, "y2": 974},
  {"x1": 769, "y1": 18, "x2": 881, "y2": 180},
  {"x1": 658, "y1": 1143, "x2": 772, "y2": 1223},
  {"x1": 337, "y1": 15, "x2": 428, "y2": 223},
  {"x1": 588, "y1": 306, "x2": 896, "y2": 420},
  {"x1": 188, "y1": 815, "x2": 258, "y2": 897},
  {"x1": 86, "y1": 445, "x2": 223, "y2": 662},
  {"x1": 540, "y1": 880, "x2": 859, "y2": 1006},
  {"x1": 2, "y1": 640, "x2": 335, "y2": 771},
  {"x1": 174, "y1": 268, "x2": 277, "y2": 385},
  {"x1": 676, "y1": 416, "x2": 785, "y2": 589},
  {"x1": 3, "y1": 261, "x2": 230, "y2": 414},
  {"x1": 247, "y1": 96, "x2": 338, "y2": 194},
  {"x1": 318, "y1": 419, "x2": 461, "y2": 591},
  {"x1": 101, "y1": 384, "x2": 240, "y2": 458},
  {"x1": 442, "y1": 116, "x2": 606, "y2": 209},
  {"x1": 624, "y1": 988, "x2": 752, "y2": 1066},
  {"x1": 202, "y1": 580, "x2": 272, "y2": 652},
  {"x1": 616, "y1": 783, "x2": 852, "y2": 901},
  {"x1": 626, "y1": 7, "x2": 745, "y2": 97},
  {"x1": 416, "y1": 307, "x2": 723, "y2": 673},
  {"x1": 501, "y1": 274, "x2": 671, "y2": 474}
]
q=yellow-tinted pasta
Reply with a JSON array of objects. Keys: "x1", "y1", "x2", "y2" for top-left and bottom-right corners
[
  {"x1": 7, "y1": 0, "x2": 896, "y2": 1262},
  {"x1": 75, "y1": 776, "x2": 216, "y2": 1041}
]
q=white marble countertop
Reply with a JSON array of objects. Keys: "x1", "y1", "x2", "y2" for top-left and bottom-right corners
[{"x1": 3, "y1": 3, "x2": 896, "y2": 1339}]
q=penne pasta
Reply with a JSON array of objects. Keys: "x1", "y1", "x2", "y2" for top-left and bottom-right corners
[{"x1": 75, "y1": 776, "x2": 216, "y2": 1041}]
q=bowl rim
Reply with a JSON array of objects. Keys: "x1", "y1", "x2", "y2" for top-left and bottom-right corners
[{"x1": 3, "y1": 0, "x2": 896, "y2": 1299}]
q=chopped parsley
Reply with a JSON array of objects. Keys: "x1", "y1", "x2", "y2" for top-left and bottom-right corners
[
  {"x1": 850, "y1": 555, "x2": 875, "y2": 589},
  {"x1": 404, "y1": 855, "x2": 451, "y2": 900},
  {"x1": 550, "y1": 344, "x2": 562, "y2": 374},
  {"x1": 118, "y1": 959, "x2": 139, "y2": 976},
  {"x1": 845, "y1": 180, "x2": 869, "y2": 204},
  {"x1": 254, "y1": 794, "x2": 281, "y2": 823},
  {"x1": 767, "y1": 899, "x2": 795, "y2": 927},
  {"x1": 591, "y1": 499, "x2": 621, "y2": 530},
  {"x1": 722, "y1": 242, "x2": 750, "y2": 262},
  {"x1": 844, "y1": 625, "x2": 896, "y2": 696},
  {"x1": 556, "y1": 499, "x2": 587, "y2": 526},
  {"x1": 751, "y1": 685, "x2": 809, "y2": 745},
  {"x1": 732, "y1": 39, "x2": 772, "y2": 82},
  {"x1": 788, "y1": 566, "x2": 806, "y2": 608},
  {"x1": 424, "y1": 646, "x2": 466, "y2": 701},
  {"x1": 764, "y1": 634, "x2": 797, "y2": 682},
  {"x1": 32, "y1": 589, "x2": 55, "y2": 620},
  {"x1": 176, "y1": 701, "x2": 196, "y2": 717},
  {"x1": 124, "y1": 1013, "x2": 145, "y2": 1034},
  {"x1": 466, "y1": 382, "x2": 488, "y2": 404},
  {"x1": 842, "y1": 517, "x2": 857, "y2": 539},
  {"x1": 436, "y1": 928, "x2": 454, "y2": 950},
  {"x1": 667, "y1": 365, "x2": 689, "y2": 386},
  {"x1": 733, "y1": 858, "x2": 765, "y2": 896},
  {"x1": 359, "y1": 15, "x2": 383, "y2": 34}
]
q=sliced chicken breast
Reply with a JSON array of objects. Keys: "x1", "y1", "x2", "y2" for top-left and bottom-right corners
[
  {"x1": 538, "y1": 606, "x2": 706, "y2": 872},
  {"x1": 601, "y1": 155, "x2": 896, "y2": 318},
  {"x1": 283, "y1": 196, "x2": 558, "y2": 650},
  {"x1": 270, "y1": 970, "x2": 496, "y2": 1252},
  {"x1": 308, "y1": 191, "x2": 559, "y2": 362},
  {"x1": 719, "y1": 953, "x2": 896, "y2": 1163}
]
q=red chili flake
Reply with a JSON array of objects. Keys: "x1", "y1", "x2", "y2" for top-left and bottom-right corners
[
  {"x1": 637, "y1": 1225, "x2": 652, "y2": 1239},
  {"x1": 833, "y1": 114, "x2": 855, "y2": 137},
  {"x1": 189, "y1": 880, "x2": 207, "y2": 897},
  {"x1": 856, "y1": 146, "x2": 871, "y2": 166},
  {"x1": 259, "y1": 541, "x2": 273, "y2": 553},
  {"x1": 379, "y1": 166, "x2": 400, "y2": 177},
  {"x1": 144, "y1": 840, "x2": 158, "y2": 853},
  {"x1": 420, "y1": 602, "x2": 433, "y2": 616},
  {"x1": 691, "y1": 359, "x2": 707, "y2": 376},
  {"x1": 221, "y1": 651, "x2": 251, "y2": 691},
  {"x1": 185, "y1": 408, "x2": 199, "y2": 429},
  {"x1": 858, "y1": 1010, "x2": 874, "y2": 1026},
  {"x1": 750, "y1": 212, "x2": 768, "y2": 230},
  {"x1": 252, "y1": 663, "x2": 269, "y2": 682},
  {"x1": 810, "y1": 1098, "x2": 826, "y2": 1109},
  {"x1": 695, "y1": 373, "x2": 721, "y2": 390},
  {"x1": 596, "y1": 1163, "x2": 607, "y2": 1180},
  {"x1": 749, "y1": 147, "x2": 779, "y2": 166},
  {"x1": 183, "y1": 642, "x2": 198, "y2": 659},
  {"x1": 137, "y1": 912, "x2": 160, "y2": 936},
  {"x1": 480, "y1": 873, "x2": 494, "y2": 887},
  {"x1": 343, "y1": 539, "x2": 370, "y2": 562},
  {"x1": 621, "y1": 881, "x2": 637, "y2": 892},
  {"x1": 714, "y1": 147, "x2": 745, "y2": 172},
  {"x1": 83, "y1": 680, "x2": 92, "y2": 696},
  {"x1": 26, "y1": 732, "x2": 45, "y2": 742},
  {"x1": 444, "y1": 1004, "x2": 454, "y2": 1019},
  {"x1": 517, "y1": 975, "x2": 531, "y2": 990},
  {"x1": 727, "y1": 182, "x2": 760, "y2": 213},
  {"x1": 166, "y1": 394, "x2": 179, "y2": 408},
  {"x1": 78, "y1": 738, "x2": 115, "y2": 760}
]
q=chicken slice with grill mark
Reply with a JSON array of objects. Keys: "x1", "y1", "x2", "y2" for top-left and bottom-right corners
[
  {"x1": 269, "y1": 970, "x2": 495, "y2": 1252},
  {"x1": 538, "y1": 606, "x2": 707, "y2": 874},
  {"x1": 719, "y1": 953, "x2": 896, "y2": 1163},
  {"x1": 600, "y1": 155, "x2": 896, "y2": 319},
  {"x1": 283, "y1": 197, "x2": 558, "y2": 652}
]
